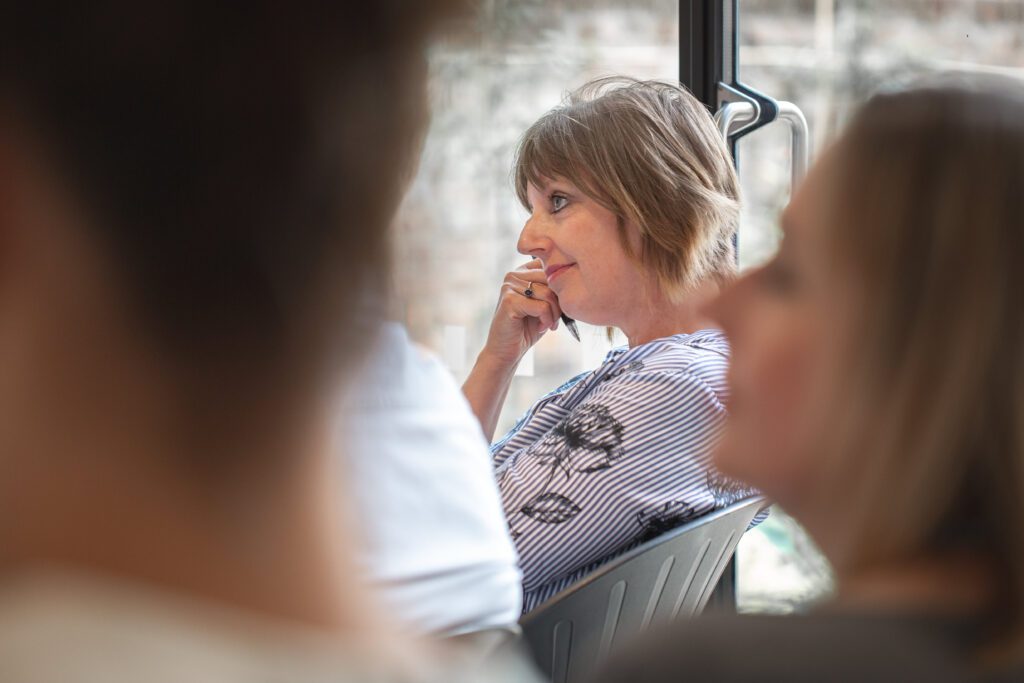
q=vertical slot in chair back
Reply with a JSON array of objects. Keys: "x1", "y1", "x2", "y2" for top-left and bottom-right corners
[{"x1": 520, "y1": 497, "x2": 766, "y2": 683}]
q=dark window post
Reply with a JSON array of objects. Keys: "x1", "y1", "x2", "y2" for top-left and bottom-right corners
[
  {"x1": 679, "y1": 0, "x2": 773, "y2": 614},
  {"x1": 680, "y1": 0, "x2": 778, "y2": 161}
]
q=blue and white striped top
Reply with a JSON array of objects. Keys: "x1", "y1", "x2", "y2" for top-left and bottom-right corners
[{"x1": 492, "y1": 329, "x2": 755, "y2": 612}]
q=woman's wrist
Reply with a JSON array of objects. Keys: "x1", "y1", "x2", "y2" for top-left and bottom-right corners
[
  {"x1": 472, "y1": 346, "x2": 520, "y2": 378},
  {"x1": 463, "y1": 349, "x2": 519, "y2": 442}
]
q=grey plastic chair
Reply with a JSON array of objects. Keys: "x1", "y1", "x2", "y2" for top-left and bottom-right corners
[{"x1": 520, "y1": 497, "x2": 766, "y2": 683}]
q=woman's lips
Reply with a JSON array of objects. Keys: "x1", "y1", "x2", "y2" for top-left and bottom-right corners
[{"x1": 546, "y1": 263, "x2": 575, "y2": 283}]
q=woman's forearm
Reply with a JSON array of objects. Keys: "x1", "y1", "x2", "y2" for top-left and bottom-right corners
[
  {"x1": 464, "y1": 257, "x2": 555, "y2": 442},
  {"x1": 462, "y1": 351, "x2": 518, "y2": 442}
]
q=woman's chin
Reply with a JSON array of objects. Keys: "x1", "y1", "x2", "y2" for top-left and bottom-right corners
[
  {"x1": 560, "y1": 305, "x2": 607, "y2": 327},
  {"x1": 559, "y1": 305, "x2": 586, "y2": 323}
]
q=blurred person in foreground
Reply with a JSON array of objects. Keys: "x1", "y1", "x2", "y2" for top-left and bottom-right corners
[
  {"x1": 339, "y1": 321, "x2": 522, "y2": 636},
  {"x1": 0, "y1": 4, "x2": 533, "y2": 680},
  {"x1": 596, "y1": 79, "x2": 1024, "y2": 682},
  {"x1": 461, "y1": 78, "x2": 760, "y2": 613}
]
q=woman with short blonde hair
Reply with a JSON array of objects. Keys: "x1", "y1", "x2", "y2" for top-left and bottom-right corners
[
  {"x1": 462, "y1": 77, "x2": 751, "y2": 611},
  {"x1": 598, "y1": 78, "x2": 1024, "y2": 680},
  {"x1": 514, "y1": 77, "x2": 740, "y2": 295}
]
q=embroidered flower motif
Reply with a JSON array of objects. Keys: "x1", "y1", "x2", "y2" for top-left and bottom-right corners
[
  {"x1": 635, "y1": 500, "x2": 699, "y2": 543},
  {"x1": 527, "y1": 403, "x2": 626, "y2": 478},
  {"x1": 511, "y1": 403, "x2": 627, "y2": 529},
  {"x1": 528, "y1": 429, "x2": 572, "y2": 478},
  {"x1": 562, "y1": 404, "x2": 626, "y2": 473},
  {"x1": 606, "y1": 359, "x2": 645, "y2": 381},
  {"x1": 707, "y1": 469, "x2": 758, "y2": 507},
  {"x1": 520, "y1": 493, "x2": 582, "y2": 524}
]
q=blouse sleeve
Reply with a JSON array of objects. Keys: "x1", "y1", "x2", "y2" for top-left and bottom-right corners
[{"x1": 496, "y1": 367, "x2": 727, "y2": 594}]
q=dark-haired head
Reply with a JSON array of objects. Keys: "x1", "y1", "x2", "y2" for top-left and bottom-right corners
[{"x1": 0, "y1": 3, "x2": 464, "y2": 452}]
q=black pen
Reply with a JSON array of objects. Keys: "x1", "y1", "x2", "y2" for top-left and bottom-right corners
[
  {"x1": 561, "y1": 314, "x2": 580, "y2": 341},
  {"x1": 524, "y1": 279, "x2": 579, "y2": 341}
]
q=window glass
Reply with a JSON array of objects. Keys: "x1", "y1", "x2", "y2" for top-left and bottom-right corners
[
  {"x1": 738, "y1": 0, "x2": 1024, "y2": 270},
  {"x1": 396, "y1": 0, "x2": 1024, "y2": 617},
  {"x1": 395, "y1": 0, "x2": 679, "y2": 435},
  {"x1": 735, "y1": 0, "x2": 1024, "y2": 614}
]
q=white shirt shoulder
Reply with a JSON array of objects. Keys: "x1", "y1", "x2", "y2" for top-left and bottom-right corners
[{"x1": 338, "y1": 324, "x2": 522, "y2": 635}]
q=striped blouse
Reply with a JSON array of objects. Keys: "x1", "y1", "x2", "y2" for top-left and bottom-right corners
[{"x1": 492, "y1": 329, "x2": 756, "y2": 613}]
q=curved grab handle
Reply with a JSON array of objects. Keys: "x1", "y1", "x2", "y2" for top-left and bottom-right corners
[
  {"x1": 717, "y1": 82, "x2": 778, "y2": 142},
  {"x1": 714, "y1": 100, "x2": 811, "y2": 190},
  {"x1": 777, "y1": 102, "x2": 809, "y2": 185},
  {"x1": 715, "y1": 101, "x2": 754, "y2": 140}
]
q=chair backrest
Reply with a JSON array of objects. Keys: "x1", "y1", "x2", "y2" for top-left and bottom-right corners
[
  {"x1": 520, "y1": 497, "x2": 766, "y2": 683},
  {"x1": 443, "y1": 624, "x2": 524, "y2": 667}
]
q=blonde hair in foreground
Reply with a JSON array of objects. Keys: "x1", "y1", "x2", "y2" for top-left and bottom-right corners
[
  {"x1": 820, "y1": 78, "x2": 1024, "y2": 659},
  {"x1": 513, "y1": 77, "x2": 740, "y2": 298}
]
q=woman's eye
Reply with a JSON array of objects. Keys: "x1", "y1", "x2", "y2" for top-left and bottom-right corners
[{"x1": 551, "y1": 194, "x2": 568, "y2": 213}]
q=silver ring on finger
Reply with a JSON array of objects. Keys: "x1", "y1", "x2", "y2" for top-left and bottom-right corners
[{"x1": 524, "y1": 283, "x2": 535, "y2": 298}]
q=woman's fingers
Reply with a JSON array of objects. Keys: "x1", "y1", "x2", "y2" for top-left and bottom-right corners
[
  {"x1": 505, "y1": 263, "x2": 547, "y2": 287},
  {"x1": 517, "y1": 257, "x2": 544, "y2": 274},
  {"x1": 499, "y1": 282, "x2": 557, "y2": 331},
  {"x1": 507, "y1": 275, "x2": 562, "y2": 329},
  {"x1": 481, "y1": 258, "x2": 562, "y2": 365}
]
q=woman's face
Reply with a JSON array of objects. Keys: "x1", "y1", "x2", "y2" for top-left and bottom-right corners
[
  {"x1": 705, "y1": 154, "x2": 855, "y2": 516},
  {"x1": 518, "y1": 177, "x2": 649, "y2": 327}
]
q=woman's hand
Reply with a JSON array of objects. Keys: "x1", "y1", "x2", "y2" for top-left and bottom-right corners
[
  {"x1": 481, "y1": 258, "x2": 563, "y2": 367},
  {"x1": 462, "y1": 258, "x2": 563, "y2": 441}
]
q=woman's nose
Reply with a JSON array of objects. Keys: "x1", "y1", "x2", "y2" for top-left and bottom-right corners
[{"x1": 517, "y1": 214, "x2": 550, "y2": 257}]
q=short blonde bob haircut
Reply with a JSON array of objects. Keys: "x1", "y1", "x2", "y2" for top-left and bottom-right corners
[
  {"x1": 820, "y1": 78, "x2": 1024, "y2": 660},
  {"x1": 513, "y1": 77, "x2": 740, "y2": 298}
]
